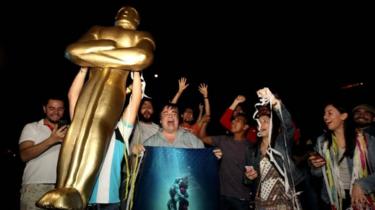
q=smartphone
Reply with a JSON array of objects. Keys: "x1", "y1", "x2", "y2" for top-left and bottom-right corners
[
  {"x1": 57, "y1": 119, "x2": 69, "y2": 129},
  {"x1": 309, "y1": 151, "x2": 325, "y2": 161}
]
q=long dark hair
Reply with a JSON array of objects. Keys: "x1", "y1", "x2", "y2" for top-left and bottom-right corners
[{"x1": 323, "y1": 101, "x2": 355, "y2": 162}]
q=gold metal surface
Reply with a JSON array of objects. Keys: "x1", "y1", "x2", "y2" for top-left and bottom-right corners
[{"x1": 37, "y1": 6, "x2": 155, "y2": 210}]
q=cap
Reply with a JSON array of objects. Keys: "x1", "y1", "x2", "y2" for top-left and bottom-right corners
[
  {"x1": 255, "y1": 105, "x2": 271, "y2": 118},
  {"x1": 353, "y1": 104, "x2": 375, "y2": 115}
]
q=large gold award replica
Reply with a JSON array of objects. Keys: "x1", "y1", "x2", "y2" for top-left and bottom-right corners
[{"x1": 37, "y1": 6, "x2": 155, "y2": 209}]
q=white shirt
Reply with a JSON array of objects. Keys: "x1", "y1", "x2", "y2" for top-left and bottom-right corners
[{"x1": 19, "y1": 119, "x2": 62, "y2": 185}]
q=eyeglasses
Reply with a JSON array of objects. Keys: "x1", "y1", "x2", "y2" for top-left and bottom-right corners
[{"x1": 161, "y1": 112, "x2": 178, "y2": 118}]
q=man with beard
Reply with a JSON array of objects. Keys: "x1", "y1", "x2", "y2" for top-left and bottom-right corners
[
  {"x1": 351, "y1": 104, "x2": 375, "y2": 209},
  {"x1": 19, "y1": 96, "x2": 68, "y2": 210},
  {"x1": 130, "y1": 98, "x2": 159, "y2": 146},
  {"x1": 353, "y1": 104, "x2": 375, "y2": 130}
]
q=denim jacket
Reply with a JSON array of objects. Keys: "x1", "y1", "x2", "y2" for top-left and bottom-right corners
[
  {"x1": 355, "y1": 126, "x2": 375, "y2": 195},
  {"x1": 311, "y1": 126, "x2": 375, "y2": 204},
  {"x1": 311, "y1": 134, "x2": 353, "y2": 204},
  {"x1": 244, "y1": 104, "x2": 305, "y2": 192}
]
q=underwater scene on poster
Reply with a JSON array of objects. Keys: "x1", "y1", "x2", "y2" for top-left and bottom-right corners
[{"x1": 133, "y1": 147, "x2": 220, "y2": 210}]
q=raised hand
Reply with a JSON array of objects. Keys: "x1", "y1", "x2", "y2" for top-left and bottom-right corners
[
  {"x1": 198, "y1": 103, "x2": 204, "y2": 112},
  {"x1": 256, "y1": 87, "x2": 280, "y2": 109},
  {"x1": 178, "y1": 77, "x2": 189, "y2": 93},
  {"x1": 234, "y1": 95, "x2": 246, "y2": 104},
  {"x1": 198, "y1": 83, "x2": 208, "y2": 97}
]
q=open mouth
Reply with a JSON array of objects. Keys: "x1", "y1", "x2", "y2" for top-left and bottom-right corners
[{"x1": 325, "y1": 121, "x2": 332, "y2": 127}]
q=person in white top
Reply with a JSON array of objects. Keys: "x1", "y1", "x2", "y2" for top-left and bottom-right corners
[{"x1": 19, "y1": 96, "x2": 68, "y2": 210}]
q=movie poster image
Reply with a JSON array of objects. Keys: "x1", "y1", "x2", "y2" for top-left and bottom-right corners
[{"x1": 133, "y1": 147, "x2": 220, "y2": 210}]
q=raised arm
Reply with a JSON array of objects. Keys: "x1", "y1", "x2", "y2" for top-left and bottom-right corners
[
  {"x1": 121, "y1": 72, "x2": 142, "y2": 124},
  {"x1": 198, "y1": 83, "x2": 210, "y2": 116},
  {"x1": 198, "y1": 115, "x2": 214, "y2": 145},
  {"x1": 196, "y1": 103, "x2": 204, "y2": 124},
  {"x1": 256, "y1": 88, "x2": 294, "y2": 147},
  {"x1": 67, "y1": 67, "x2": 88, "y2": 119},
  {"x1": 171, "y1": 77, "x2": 189, "y2": 104},
  {"x1": 220, "y1": 95, "x2": 246, "y2": 130}
]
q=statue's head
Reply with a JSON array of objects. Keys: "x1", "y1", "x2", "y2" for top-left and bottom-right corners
[{"x1": 115, "y1": 6, "x2": 140, "y2": 29}]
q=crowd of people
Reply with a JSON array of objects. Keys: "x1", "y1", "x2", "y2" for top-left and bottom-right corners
[
  {"x1": 18, "y1": 70, "x2": 375, "y2": 210},
  {"x1": 14, "y1": 5, "x2": 375, "y2": 210}
]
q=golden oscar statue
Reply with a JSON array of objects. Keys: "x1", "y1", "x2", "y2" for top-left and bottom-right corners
[{"x1": 37, "y1": 6, "x2": 155, "y2": 209}]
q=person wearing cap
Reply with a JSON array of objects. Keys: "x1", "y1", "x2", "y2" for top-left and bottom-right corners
[
  {"x1": 351, "y1": 104, "x2": 375, "y2": 209},
  {"x1": 353, "y1": 104, "x2": 375, "y2": 129},
  {"x1": 244, "y1": 88, "x2": 303, "y2": 210}
]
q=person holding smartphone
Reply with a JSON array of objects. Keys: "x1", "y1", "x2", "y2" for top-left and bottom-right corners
[
  {"x1": 57, "y1": 120, "x2": 69, "y2": 129},
  {"x1": 309, "y1": 100, "x2": 356, "y2": 210},
  {"x1": 19, "y1": 96, "x2": 68, "y2": 210},
  {"x1": 244, "y1": 88, "x2": 303, "y2": 210}
]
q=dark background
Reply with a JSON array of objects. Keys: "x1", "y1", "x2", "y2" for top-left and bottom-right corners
[{"x1": 0, "y1": 1, "x2": 373, "y2": 209}]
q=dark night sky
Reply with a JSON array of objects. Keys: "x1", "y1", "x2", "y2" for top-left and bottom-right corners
[
  {"x1": 0, "y1": 1, "x2": 374, "y2": 209},
  {"x1": 1, "y1": 1, "x2": 374, "y2": 148}
]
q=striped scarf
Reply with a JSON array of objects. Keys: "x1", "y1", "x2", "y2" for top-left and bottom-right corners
[
  {"x1": 320, "y1": 135, "x2": 345, "y2": 210},
  {"x1": 352, "y1": 130, "x2": 375, "y2": 209},
  {"x1": 352, "y1": 130, "x2": 368, "y2": 184}
]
